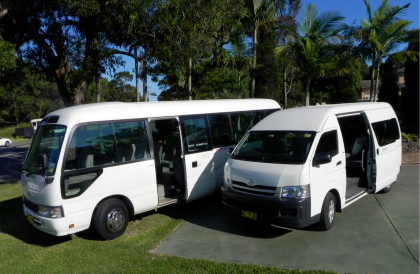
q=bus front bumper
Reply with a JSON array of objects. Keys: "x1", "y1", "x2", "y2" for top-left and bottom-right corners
[{"x1": 23, "y1": 204, "x2": 69, "y2": 236}]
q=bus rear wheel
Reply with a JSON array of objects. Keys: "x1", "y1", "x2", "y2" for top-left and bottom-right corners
[{"x1": 93, "y1": 198, "x2": 128, "y2": 240}]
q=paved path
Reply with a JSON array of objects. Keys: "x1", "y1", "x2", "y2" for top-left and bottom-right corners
[{"x1": 154, "y1": 166, "x2": 419, "y2": 274}]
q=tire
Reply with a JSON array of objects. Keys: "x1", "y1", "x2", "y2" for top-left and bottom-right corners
[
  {"x1": 318, "y1": 192, "x2": 336, "y2": 231},
  {"x1": 93, "y1": 198, "x2": 128, "y2": 240},
  {"x1": 380, "y1": 183, "x2": 393, "y2": 193},
  {"x1": 5, "y1": 141, "x2": 10, "y2": 147}
]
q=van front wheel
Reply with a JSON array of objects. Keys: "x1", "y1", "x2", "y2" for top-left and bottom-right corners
[
  {"x1": 93, "y1": 198, "x2": 128, "y2": 240},
  {"x1": 318, "y1": 192, "x2": 336, "y2": 231}
]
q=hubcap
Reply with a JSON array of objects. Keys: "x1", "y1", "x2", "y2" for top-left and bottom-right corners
[
  {"x1": 107, "y1": 208, "x2": 124, "y2": 231},
  {"x1": 328, "y1": 200, "x2": 335, "y2": 223}
]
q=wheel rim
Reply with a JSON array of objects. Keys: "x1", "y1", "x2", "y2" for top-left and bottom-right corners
[
  {"x1": 107, "y1": 207, "x2": 124, "y2": 232},
  {"x1": 328, "y1": 200, "x2": 335, "y2": 223}
]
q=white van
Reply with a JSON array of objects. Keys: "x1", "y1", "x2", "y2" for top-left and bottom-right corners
[{"x1": 221, "y1": 103, "x2": 401, "y2": 230}]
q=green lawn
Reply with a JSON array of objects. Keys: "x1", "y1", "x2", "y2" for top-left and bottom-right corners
[{"x1": 0, "y1": 182, "x2": 335, "y2": 274}]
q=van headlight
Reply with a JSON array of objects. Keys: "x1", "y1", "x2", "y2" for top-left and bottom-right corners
[
  {"x1": 38, "y1": 205, "x2": 63, "y2": 218},
  {"x1": 281, "y1": 185, "x2": 310, "y2": 199}
]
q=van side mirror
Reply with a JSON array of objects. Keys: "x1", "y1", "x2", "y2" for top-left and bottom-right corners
[
  {"x1": 227, "y1": 148, "x2": 233, "y2": 156},
  {"x1": 37, "y1": 154, "x2": 48, "y2": 173},
  {"x1": 313, "y1": 152, "x2": 331, "y2": 166}
]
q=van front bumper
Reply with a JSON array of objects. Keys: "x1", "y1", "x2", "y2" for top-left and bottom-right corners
[{"x1": 221, "y1": 186, "x2": 317, "y2": 228}]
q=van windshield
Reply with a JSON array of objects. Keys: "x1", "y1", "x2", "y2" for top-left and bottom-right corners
[
  {"x1": 23, "y1": 125, "x2": 66, "y2": 176},
  {"x1": 231, "y1": 131, "x2": 316, "y2": 164}
]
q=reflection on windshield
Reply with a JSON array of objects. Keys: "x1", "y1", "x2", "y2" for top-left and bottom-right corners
[
  {"x1": 23, "y1": 125, "x2": 66, "y2": 175},
  {"x1": 231, "y1": 131, "x2": 316, "y2": 164}
]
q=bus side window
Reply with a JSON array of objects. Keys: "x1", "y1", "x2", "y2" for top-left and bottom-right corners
[
  {"x1": 208, "y1": 114, "x2": 232, "y2": 147},
  {"x1": 231, "y1": 111, "x2": 265, "y2": 143},
  {"x1": 180, "y1": 116, "x2": 211, "y2": 154}
]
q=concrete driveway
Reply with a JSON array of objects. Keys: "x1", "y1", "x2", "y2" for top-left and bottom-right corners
[{"x1": 154, "y1": 166, "x2": 419, "y2": 274}]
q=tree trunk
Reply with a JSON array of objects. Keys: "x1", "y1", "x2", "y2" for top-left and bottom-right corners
[
  {"x1": 373, "y1": 59, "x2": 381, "y2": 102},
  {"x1": 305, "y1": 79, "x2": 310, "y2": 106},
  {"x1": 73, "y1": 81, "x2": 88, "y2": 105},
  {"x1": 251, "y1": 27, "x2": 258, "y2": 98},
  {"x1": 283, "y1": 67, "x2": 287, "y2": 108},
  {"x1": 95, "y1": 75, "x2": 100, "y2": 103},
  {"x1": 142, "y1": 59, "x2": 148, "y2": 102},
  {"x1": 135, "y1": 50, "x2": 140, "y2": 102},
  {"x1": 188, "y1": 58, "x2": 192, "y2": 100}
]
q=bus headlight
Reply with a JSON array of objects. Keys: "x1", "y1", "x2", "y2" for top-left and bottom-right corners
[
  {"x1": 281, "y1": 185, "x2": 310, "y2": 199},
  {"x1": 38, "y1": 205, "x2": 63, "y2": 218}
]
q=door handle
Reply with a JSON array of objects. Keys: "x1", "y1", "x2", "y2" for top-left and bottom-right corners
[
  {"x1": 192, "y1": 161, "x2": 198, "y2": 168},
  {"x1": 336, "y1": 161, "x2": 342, "y2": 166}
]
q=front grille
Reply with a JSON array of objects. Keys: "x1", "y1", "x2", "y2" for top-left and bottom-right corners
[
  {"x1": 231, "y1": 180, "x2": 277, "y2": 196},
  {"x1": 24, "y1": 197, "x2": 39, "y2": 213},
  {"x1": 232, "y1": 186, "x2": 275, "y2": 196}
]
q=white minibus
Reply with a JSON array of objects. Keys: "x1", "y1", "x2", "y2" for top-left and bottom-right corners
[
  {"x1": 21, "y1": 99, "x2": 280, "y2": 239},
  {"x1": 222, "y1": 102, "x2": 401, "y2": 230}
]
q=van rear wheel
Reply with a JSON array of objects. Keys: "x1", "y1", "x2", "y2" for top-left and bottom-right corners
[
  {"x1": 380, "y1": 183, "x2": 393, "y2": 193},
  {"x1": 318, "y1": 192, "x2": 336, "y2": 231},
  {"x1": 93, "y1": 198, "x2": 128, "y2": 240}
]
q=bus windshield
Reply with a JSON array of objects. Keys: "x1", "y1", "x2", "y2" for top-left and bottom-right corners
[
  {"x1": 231, "y1": 131, "x2": 316, "y2": 164},
  {"x1": 23, "y1": 125, "x2": 66, "y2": 176}
]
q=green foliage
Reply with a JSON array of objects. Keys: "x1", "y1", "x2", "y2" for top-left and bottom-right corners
[
  {"x1": 0, "y1": 183, "x2": 337, "y2": 274},
  {"x1": 401, "y1": 132, "x2": 418, "y2": 141},
  {"x1": 0, "y1": 39, "x2": 16, "y2": 75}
]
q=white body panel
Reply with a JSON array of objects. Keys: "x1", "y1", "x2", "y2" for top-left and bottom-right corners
[
  {"x1": 223, "y1": 102, "x2": 401, "y2": 228},
  {"x1": 22, "y1": 99, "x2": 280, "y2": 236}
]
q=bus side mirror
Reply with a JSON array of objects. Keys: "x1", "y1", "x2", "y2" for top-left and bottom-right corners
[
  {"x1": 37, "y1": 154, "x2": 48, "y2": 173},
  {"x1": 313, "y1": 152, "x2": 331, "y2": 166},
  {"x1": 227, "y1": 148, "x2": 233, "y2": 156}
]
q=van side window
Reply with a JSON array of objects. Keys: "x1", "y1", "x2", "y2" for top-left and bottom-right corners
[
  {"x1": 371, "y1": 118, "x2": 400, "y2": 147},
  {"x1": 208, "y1": 114, "x2": 233, "y2": 148},
  {"x1": 180, "y1": 115, "x2": 211, "y2": 154},
  {"x1": 315, "y1": 130, "x2": 338, "y2": 157}
]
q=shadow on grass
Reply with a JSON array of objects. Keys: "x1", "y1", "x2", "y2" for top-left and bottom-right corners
[
  {"x1": 155, "y1": 192, "x2": 292, "y2": 239},
  {"x1": 0, "y1": 197, "x2": 71, "y2": 246}
]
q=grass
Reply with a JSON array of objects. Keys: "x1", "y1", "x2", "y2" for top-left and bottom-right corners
[
  {"x1": 0, "y1": 182, "x2": 336, "y2": 274},
  {"x1": 0, "y1": 124, "x2": 32, "y2": 142}
]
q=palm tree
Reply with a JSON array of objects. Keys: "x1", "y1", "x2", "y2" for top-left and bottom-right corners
[
  {"x1": 275, "y1": 3, "x2": 348, "y2": 106},
  {"x1": 242, "y1": 0, "x2": 275, "y2": 98},
  {"x1": 354, "y1": 0, "x2": 413, "y2": 102}
]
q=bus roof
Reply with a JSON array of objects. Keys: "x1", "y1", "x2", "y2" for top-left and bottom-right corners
[
  {"x1": 42, "y1": 99, "x2": 280, "y2": 126},
  {"x1": 253, "y1": 102, "x2": 393, "y2": 132}
]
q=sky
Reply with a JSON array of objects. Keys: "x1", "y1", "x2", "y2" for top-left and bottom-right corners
[{"x1": 116, "y1": 0, "x2": 419, "y2": 101}]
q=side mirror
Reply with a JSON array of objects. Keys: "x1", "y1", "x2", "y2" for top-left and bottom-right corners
[
  {"x1": 227, "y1": 148, "x2": 233, "y2": 156},
  {"x1": 313, "y1": 152, "x2": 331, "y2": 166},
  {"x1": 37, "y1": 154, "x2": 48, "y2": 173}
]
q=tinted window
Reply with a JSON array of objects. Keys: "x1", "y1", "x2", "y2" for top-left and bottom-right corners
[
  {"x1": 231, "y1": 111, "x2": 265, "y2": 142},
  {"x1": 64, "y1": 120, "x2": 150, "y2": 171},
  {"x1": 371, "y1": 118, "x2": 400, "y2": 146},
  {"x1": 232, "y1": 131, "x2": 316, "y2": 164},
  {"x1": 180, "y1": 115, "x2": 211, "y2": 154},
  {"x1": 208, "y1": 114, "x2": 233, "y2": 147},
  {"x1": 315, "y1": 130, "x2": 338, "y2": 157}
]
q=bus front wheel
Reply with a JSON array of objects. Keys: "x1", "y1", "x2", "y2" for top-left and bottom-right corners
[{"x1": 93, "y1": 198, "x2": 128, "y2": 240}]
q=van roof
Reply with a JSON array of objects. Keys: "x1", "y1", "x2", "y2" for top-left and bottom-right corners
[{"x1": 253, "y1": 102, "x2": 393, "y2": 132}]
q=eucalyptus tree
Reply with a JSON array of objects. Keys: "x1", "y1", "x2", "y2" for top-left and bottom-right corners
[
  {"x1": 275, "y1": 3, "x2": 348, "y2": 106},
  {"x1": 0, "y1": 0, "x2": 125, "y2": 107},
  {"x1": 353, "y1": 0, "x2": 414, "y2": 102}
]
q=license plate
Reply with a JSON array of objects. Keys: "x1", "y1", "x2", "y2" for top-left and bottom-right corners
[
  {"x1": 27, "y1": 214, "x2": 35, "y2": 225},
  {"x1": 241, "y1": 210, "x2": 257, "y2": 220}
]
